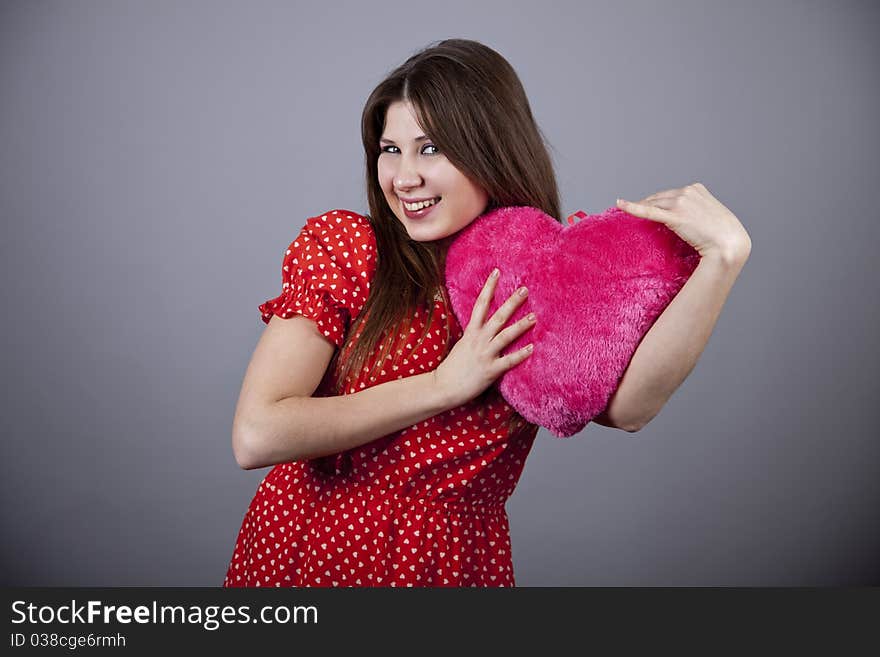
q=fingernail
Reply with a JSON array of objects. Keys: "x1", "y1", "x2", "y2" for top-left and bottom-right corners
[
  {"x1": 491, "y1": 268, "x2": 499, "y2": 278},
  {"x1": 518, "y1": 286, "x2": 528, "y2": 296}
]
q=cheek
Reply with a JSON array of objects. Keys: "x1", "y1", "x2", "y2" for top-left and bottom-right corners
[{"x1": 376, "y1": 162, "x2": 393, "y2": 190}]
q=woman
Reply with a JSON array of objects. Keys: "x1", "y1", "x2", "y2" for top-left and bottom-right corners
[{"x1": 223, "y1": 38, "x2": 751, "y2": 587}]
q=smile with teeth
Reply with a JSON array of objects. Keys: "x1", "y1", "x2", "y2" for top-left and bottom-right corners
[{"x1": 403, "y1": 197, "x2": 440, "y2": 211}]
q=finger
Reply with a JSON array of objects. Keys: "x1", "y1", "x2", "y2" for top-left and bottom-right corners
[
  {"x1": 486, "y1": 285, "x2": 529, "y2": 335},
  {"x1": 469, "y1": 268, "x2": 500, "y2": 328},
  {"x1": 691, "y1": 182, "x2": 709, "y2": 196},
  {"x1": 621, "y1": 183, "x2": 703, "y2": 211},
  {"x1": 639, "y1": 188, "x2": 703, "y2": 210},
  {"x1": 498, "y1": 343, "x2": 534, "y2": 373},
  {"x1": 491, "y1": 312, "x2": 536, "y2": 352},
  {"x1": 638, "y1": 196, "x2": 679, "y2": 211},
  {"x1": 616, "y1": 198, "x2": 674, "y2": 223},
  {"x1": 636, "y1": 191, "x2": 680, "y2": 204}
]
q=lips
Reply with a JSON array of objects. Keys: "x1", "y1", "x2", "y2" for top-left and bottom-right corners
[
  {"x1": 401, "y1": 196, "x2": 441, "y2": 210},
  {"x1": 399, "y1": 196, "x2": 441, "y2": 203},
  {"x1": 402, "y1": 197, "x2": 441, "y2": 219}
]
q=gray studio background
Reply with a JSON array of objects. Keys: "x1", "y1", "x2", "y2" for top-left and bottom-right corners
[{"x1": 2, "y1": 0, "x2": 877, "y2": 586}]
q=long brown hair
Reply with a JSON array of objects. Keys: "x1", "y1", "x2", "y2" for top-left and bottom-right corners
[{"x1": 330, "y1": 38, "x2": 562, "y2": 434}]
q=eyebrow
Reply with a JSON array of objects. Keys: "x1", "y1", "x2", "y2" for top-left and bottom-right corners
[{"x1": 379, "y1": 135, "x2": 429, "y2": 144}]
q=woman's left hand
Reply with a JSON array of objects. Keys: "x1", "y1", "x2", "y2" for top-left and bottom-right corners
[{"x1": 616, "y1": 182, "x2": 752, "y2": 263}]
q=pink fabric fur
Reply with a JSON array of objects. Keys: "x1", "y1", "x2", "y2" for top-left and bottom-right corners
[{"x1": 444, "y1": 205, "x2": 700, "y2": 437}]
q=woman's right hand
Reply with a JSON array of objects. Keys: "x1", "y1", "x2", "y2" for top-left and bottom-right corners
[{"x1": 433, "y1": 269, "x2": 536, "y2": 408}]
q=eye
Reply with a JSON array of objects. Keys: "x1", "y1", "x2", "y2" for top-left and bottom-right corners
[{"x1": 379, "y1": 144, "x2": 440, "y2": 155}]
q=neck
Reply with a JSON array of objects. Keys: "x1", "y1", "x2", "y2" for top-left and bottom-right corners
[{"x1": 436, "y1": 235, "x2": 454, "y2": 262}]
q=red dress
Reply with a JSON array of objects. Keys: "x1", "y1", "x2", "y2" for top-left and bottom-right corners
[{"x1": 223, "y1": 209, "x2": 539, "y2": 587}]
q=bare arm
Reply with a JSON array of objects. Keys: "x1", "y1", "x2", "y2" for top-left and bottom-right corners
[
  {"x1": 232, "y1": 314, "x2": 457, "y2": 470},
  {"x1": 591, "y1": 409, "x2": 620, "y2": 429},
  {"x1": 233, "y1": 270, "x2": 537, "y2": 470},
  {"x1": 603, "y1": 248, "x2": 749, "y2": 432},
  {"x1": 238, "y1": 370, "x2": 452, "y2": 469}
]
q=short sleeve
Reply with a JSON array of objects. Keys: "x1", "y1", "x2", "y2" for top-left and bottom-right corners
[{"x1": 258, "y1": 209, "x2": 376, "y2": 348}]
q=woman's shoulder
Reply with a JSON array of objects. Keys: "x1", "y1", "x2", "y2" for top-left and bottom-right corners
[
  {"x1": 290, "y1": 209, "x2": 376, "y2": 281},
  {"x1": 260, "y1": 209, "x2": 376, "y2": 334},
  {"x1": 302, "y1": 209, "x2": 375, "y2": 248}
]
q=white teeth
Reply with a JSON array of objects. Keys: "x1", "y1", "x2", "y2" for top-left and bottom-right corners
[{"x1": 403, "y1": 197, "x2": 439, "y2": 211}]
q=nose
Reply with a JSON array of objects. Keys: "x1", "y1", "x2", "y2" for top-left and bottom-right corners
[{"x1": 392, "y1": 153, "x2": 423, "y2": 192}]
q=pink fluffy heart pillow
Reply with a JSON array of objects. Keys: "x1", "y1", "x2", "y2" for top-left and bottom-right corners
[{"x1": 444, "y1": 205, "x2": 700, "y2": 437}]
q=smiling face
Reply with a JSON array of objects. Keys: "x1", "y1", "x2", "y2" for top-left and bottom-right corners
[{"x1": 377, "y1": 100, "x2": 490, "y2": 249}]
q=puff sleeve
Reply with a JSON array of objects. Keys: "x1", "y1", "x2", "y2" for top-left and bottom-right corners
[{"x1": 258, "y1": 209, "x2": 376, "y2": 348}]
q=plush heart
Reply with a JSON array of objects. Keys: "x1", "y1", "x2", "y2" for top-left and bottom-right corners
[{"x1": 444, "y1": 205, "x2": 700, "y2": 437}]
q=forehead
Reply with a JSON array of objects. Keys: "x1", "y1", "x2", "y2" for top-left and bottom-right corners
[{"x1": 381, "y1": 100, "x2": 428, "y2": 138}]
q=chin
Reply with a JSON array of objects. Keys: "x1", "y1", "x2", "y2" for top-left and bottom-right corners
[
  {"x1": 393, "y1": 209, "x2": 453, "y2": 243},
  {"x1": 405, "y1": 230, "x2": 442, "y2": 243}
]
